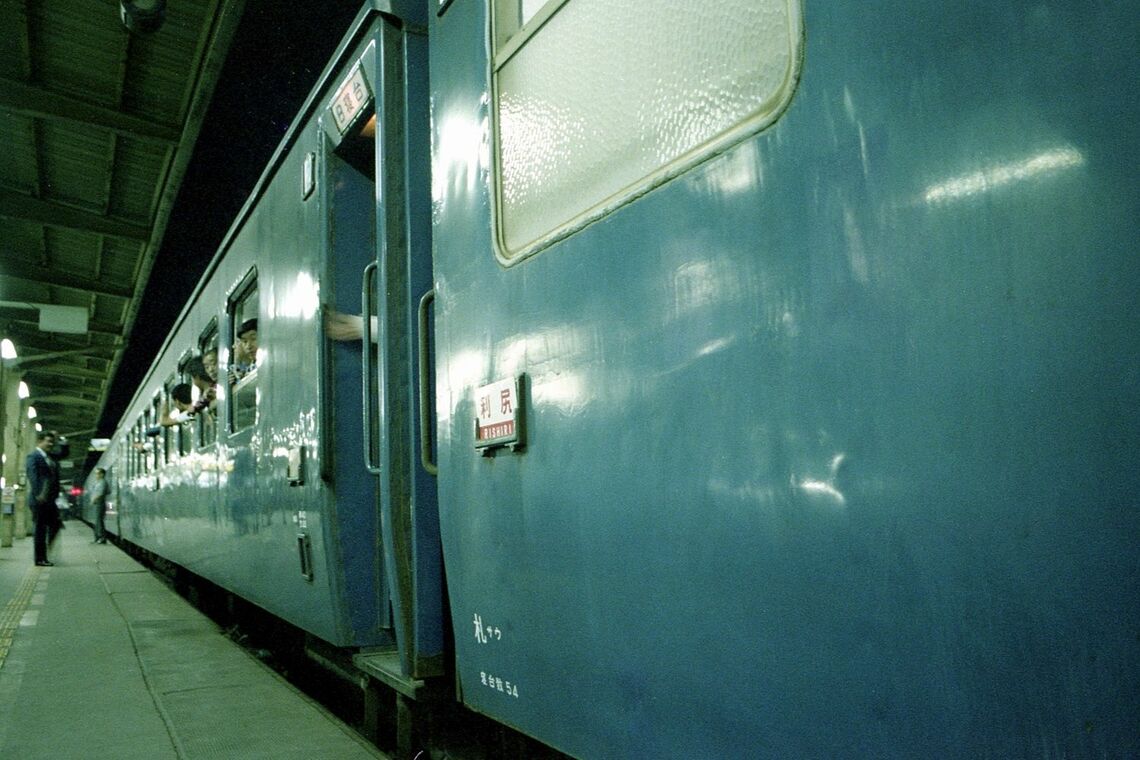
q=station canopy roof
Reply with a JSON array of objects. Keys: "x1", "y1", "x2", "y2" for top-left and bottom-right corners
[{"x1": 0, "y1": 0, "x2": 243, "y2": 470}]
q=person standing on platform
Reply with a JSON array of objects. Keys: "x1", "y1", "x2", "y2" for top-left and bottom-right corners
[
  {"x1": 90, "y1": 467, "x2": 108, "y2": 544},
  {"x1": 26, "y1": 430, "x2": 63, "y2": 566}
]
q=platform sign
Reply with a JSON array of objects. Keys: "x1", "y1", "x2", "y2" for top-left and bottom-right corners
[
  {"x1": 1, "y1": 485, "x2": 14, "y2": 514},
  {"x1": 475, "y1": 375, "x2": 525, "y2": 453},
  {"x1": 330, "y1": 66, "x2": 371, "y2": 134}
]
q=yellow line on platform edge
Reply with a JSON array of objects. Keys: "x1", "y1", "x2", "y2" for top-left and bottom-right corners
[{"x1": 0, "y1": 567, "x2": 43, "y2": 670}]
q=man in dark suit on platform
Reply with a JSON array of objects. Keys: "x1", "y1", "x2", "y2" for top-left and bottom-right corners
[{"x1": 26, "y1": 430, "x2": 63, "y2": 566}]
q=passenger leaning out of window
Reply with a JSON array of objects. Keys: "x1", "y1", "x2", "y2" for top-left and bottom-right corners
[
  {"x1": 186, "y1": 357, "x2": 217, "y2": 415},
  {"x1": 231, "y1": 319, "x2": 258, "y2": 383},
  {"x1": 201, "y1": 348, "x2": 219, "y2": 383},
  {"x1": 145, "y1": 383, "x2": 196, "y2": 437}
]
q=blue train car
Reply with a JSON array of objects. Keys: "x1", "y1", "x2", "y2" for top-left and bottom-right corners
[
  {"x1": 89, "y1": 0, "x2": 1139, "y2": 757},
  {"x1": 429, "y1": 0, "x2": 1139, "y2": 757},
  {"x1": 88, "y1": 1, "x2": 440, "y2": 668}
]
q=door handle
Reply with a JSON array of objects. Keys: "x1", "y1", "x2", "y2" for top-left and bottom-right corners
[
  {"x1": 361, "y1": 261, "x2": 381, "y2": 475},
  {"x1": 417, "y1": 289, "x2": 437, "y2": 475}
]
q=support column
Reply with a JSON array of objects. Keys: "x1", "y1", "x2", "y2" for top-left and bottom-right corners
[
  {"x1": 0, "y1": 490, "x2": 12, "y2": 547},
  {"x1": 2, "y1": 368, "x2": 32, "y2": 540},
  {"x1": 1, "y1": 363, "x2": 18, "y2": 546}
]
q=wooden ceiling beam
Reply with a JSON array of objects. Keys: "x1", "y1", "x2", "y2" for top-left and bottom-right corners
[
  {"x1": 0, "y1": 260, "x2": 135, "y2": 299},
  {"x1": 0, "y1": 76, "x2": 180, "y2": 145},
  {"x1": 0, "y1": 189, "x2": 150, "y2": 242},
  {"x1": 27, "y1": 395, "x2": 102, "y2": 408},
  {"x1": 1, "y1": 325, "x2": 119, "y2": 353},
  {"x1": 23, "y1": 364, "x2": 110, "y2": 381}
]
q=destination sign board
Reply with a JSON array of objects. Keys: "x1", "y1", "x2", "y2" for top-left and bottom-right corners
[
  {"x1": 331, "y1": 66, "x2": 371, "y2": 133},
  {"x1": 475, "y1": 375, "x2": 526, "y2": 452}
]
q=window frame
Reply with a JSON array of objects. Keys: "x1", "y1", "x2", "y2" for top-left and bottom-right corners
[
  {"x1": 488, "y1": 0, "x2": 804, "y2": 264},
  {"x1": 195, "y1": 321, "x2": 219, "y2": 448},
  {"x1": 175, "y1": 350, "x2": 197, "y2": 452},
  {"x1": 225, "y1": 267, "x2": 260, "y2": 436},
  {"x1": 162, "y1": 375, "x2": 182, "y2": 461},
  {"x1": 133, "y1": 418, "x2": 145, "y2": 476},
  {"x1": 492, "y1": 0, "x2": 568, "y2": 67},
  {"x1": 150, "y1": 390, "x2": 164, "y2": 470}
]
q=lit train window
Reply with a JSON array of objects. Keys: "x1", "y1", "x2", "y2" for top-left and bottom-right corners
[
  {"x1": 227, "y1": 269, "x2": 259, "y2": 434},
  {"x1": 141, "y1": 408, "x2": 148, "y2": 469},
  {"x1": 150, "y1": 393, "x2": 163, "y2": 469},
  {"x1": 491, "y1": 0, "x2": 803, "y2": 260},
  {"x1": 163, "y1": 375, "x2": 185, "y2": 460},
  {"x1": 197, "y1": 322, "x2": 219, "y2": 447},
  {"x1": 176, "y1": 352, "x2": 196, "y2": 451},
  {"x1": 133, "y1": 418, "x2": 145, "y2": 476}
]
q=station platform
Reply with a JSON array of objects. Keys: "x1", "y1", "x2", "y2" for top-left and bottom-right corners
[{"x1": 0, "y1": 519, "x2": 385, "y2": 760}]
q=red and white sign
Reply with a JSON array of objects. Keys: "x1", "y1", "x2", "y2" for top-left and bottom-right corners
[{"x1": 475, "y1": 377, "x2": 520, "y2": 445}]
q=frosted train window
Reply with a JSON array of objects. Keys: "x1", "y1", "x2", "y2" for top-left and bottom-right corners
[{"x1": 491, "y1": 0, "x2": 802, "y2": 260}]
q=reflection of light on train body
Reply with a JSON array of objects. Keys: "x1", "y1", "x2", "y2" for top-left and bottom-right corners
[
  {"x1": 923, "y1": 146, "x2": 1084, "y2": 204},
  {"x1": 795, "y1": 453, "x2": 848, "y2": 508},
  {"x1": 697, "y1": 336, "x2": 734, "y2": 357},
  {"x1": 273, "y1": 272, "x2": 320, "y2": 320},
  {"x1": 533, "y1": 374, "x2": 583, "y2": 412},
  {"x1": 434, "y1": 109, "x2": 489, "y2": 204}
]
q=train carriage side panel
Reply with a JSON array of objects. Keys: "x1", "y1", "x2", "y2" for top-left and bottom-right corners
[
  {"x1": 207, "y1": 143, "x2": 352, "y2": 641},
  {"x1": 97, "y1": 6, "x2": 428, "y2": 649},
  {"x1": 431, "y1": 0, "x2": 1140, "y2": 757},
  {"x1": 105, "y1": 182, "x2": 358, "y2": 645}
]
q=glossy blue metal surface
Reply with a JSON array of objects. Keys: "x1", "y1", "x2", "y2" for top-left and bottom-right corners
[
  {"x1": 90, "y1": 10, "x2": 409, "y2": 650},
  {"x1": 326, "y1": 108, "x2": 388, "y2": 640},
  {"x1": 431, "y1": 1, "x2": 1139, "y2": 757},
  {"x1": 366, "y1": 19, "x2": 445, "y2": 678}
]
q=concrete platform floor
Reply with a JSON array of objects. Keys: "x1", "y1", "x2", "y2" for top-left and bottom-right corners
[{"x1": 0, "y1": 519, "x2": 385, "y2": 759}]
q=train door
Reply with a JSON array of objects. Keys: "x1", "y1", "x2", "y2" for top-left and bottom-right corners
[
  {"x1": 321, "y1": 15, "x2": 441, "y2": 678},
  {"x1": 322, "y1": 50, "x2": 390, "y2": 640}
]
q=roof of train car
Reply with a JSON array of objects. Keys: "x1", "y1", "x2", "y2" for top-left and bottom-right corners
[{"x1": 0, "y1": 0, "x2": 362, "y2": 475}]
